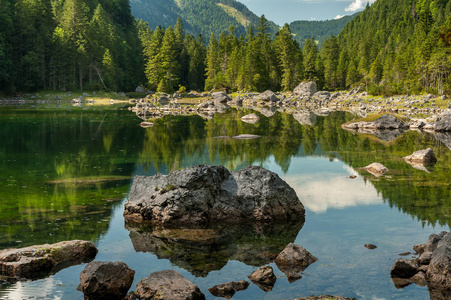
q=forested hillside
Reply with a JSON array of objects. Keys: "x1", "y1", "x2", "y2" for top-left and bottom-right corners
[
  {"x1": 318, "y1": 0, "x2": 451, "y2": 94},
  {"x1": 0, "y1": 0, "x2": 144, "y2": 93},
  {"x1": 139, "y1": 16, "x2": 310, "y2": 93},
  {"x1": 290, "y1": 13, "x2": 358, "y2": 48},
  {"x1": 129, "y1": 0, "x2": 278, "y2": 37}
]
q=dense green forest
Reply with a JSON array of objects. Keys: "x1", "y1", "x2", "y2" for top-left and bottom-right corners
[
  {"x1": 1, "y1": 0, "x2": 450, "y2": 95},
  {"x1": 328, "y1": 0, "x2": 451, "y2": 94},
  {"x1": 129, "y1": 0, "x2": 279, "y2": 38},
  {"x1": 289, "y1": 13, "x2": 359, "y2": 48},
  {"x1": 0, "y1": 0, "x2": 145, "y2": 93},
  {"x1": 139, "y1": 16, "x2": 306, "y2": 92}
]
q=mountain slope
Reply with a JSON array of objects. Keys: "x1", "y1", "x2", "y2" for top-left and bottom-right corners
[
  {"x1": 290, "y1": 13, "x2": 359, "y2": 48},
  {"x1": 130, "y1": 0, "x2": 278, "y2": 37}
]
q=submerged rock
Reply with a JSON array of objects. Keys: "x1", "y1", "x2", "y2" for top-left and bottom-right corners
[
  {"x1": 79, "y1": 261, "x2": 135, "y2": 300},
  {"x1": 208, "y1": 280, "x2": 250, "y2": 299},
  {"x1": 363, "y1": 163, "x2": 389, "y2": 177},
  {"x1": 248, "y1": 265, "x2": 276, "y2": 292},
  {"x1": 259, "y1": 90, "x2": 279, "y2": 102},
  {"x1": 136, "y1": 270, "x2": 205, "y2": 300},
  {"x1": 0, "y1": 240, "x2": 97, "y2": 281},
  {"x1": 275, "y1": 243, "x2": 317, "y2": 280},
  {"x1": 124, "y1": 165, "x2": 305, "y2": 227},
  {"x1": 364, "y1": 244, "x2": 377, "y2": 250}
]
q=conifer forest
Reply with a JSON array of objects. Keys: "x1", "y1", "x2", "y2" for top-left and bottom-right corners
[{"x1": 1, "y1": 0, "x2": 451, "y2": 96}]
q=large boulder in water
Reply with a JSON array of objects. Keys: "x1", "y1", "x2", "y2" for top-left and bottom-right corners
[
  {"x1": 294, "y1": 81, "x2": 317, "y2": 97},
  {"x1": 124, "y1": 165, "x2": 305, "y2": 227}
]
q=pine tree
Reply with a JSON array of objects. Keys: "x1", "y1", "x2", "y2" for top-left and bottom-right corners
[{"x1": 158, "y1": 26, "x2": 180, "y2": 93}]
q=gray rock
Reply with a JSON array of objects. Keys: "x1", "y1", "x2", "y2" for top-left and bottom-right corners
[
  {"x1": 248, "y1": 266, "x2": 276, "y2": 292},
  {"x1": 124, "y1": 165, "x2": 305, "y2": 226},
  {"x1": 313, "y1": 91, "x2": 331, "y2": 101},
  {"x1": 135, "y1": 86, "x2": 146, "y2": 93},
  {"x1": 259, "y1": 90, "x2": 279, "y2": 102},
  {"x1": 414, "y1": 231, "x2": 448, "y2": 255},
  {"x1": 435, "y1": 113, "x2": 451, "y2": 131},
  {"x1": 275, "y1": 243, "x2": 317, "y2": 279},
  {"x1": 411, "y1": 271, "x2": 428, "y2": 287},
  {"x1": 343, "y1": 114, "x2": 408, "y2": 130},
  {"x1": 212, "y1": 91, "x2": 231, "y2": 104},
  {"x1": 294, "y1": 81, "x2": 318, "y2": 97},
  {"x1": 427, "y1": 232, "x2": 451, "y2": 288},
  {"x1": 0, "y1": 240, "x2": 97, "y2": 281},
  {"x1": 419, "y1": 252, "x2": 433, "y2": 265},
  {"x1": 390, "y1": 258, "x2": 419, "y2": 278},
  {"x1": 136, "y1": 270, "x2": 205, "y2": 300},
  {"x1": 363, "y1": 163, "x2": 389, "y2": 177},
  {"x1": 197, "y1": 100, "x2": 214, "y2": 109},
  {"x1": 79, "y1": 261, "x2": 135, "y2": 300},
  {"x1": 208, "y1": 280, "x2": 249, "y2": 299},
  {"x1": 403, "y1": 148, "x2": 437, "y2": 166}
]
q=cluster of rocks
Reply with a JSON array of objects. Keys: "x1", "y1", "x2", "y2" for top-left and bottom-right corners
[
  {"x1": 78, "y1": 240, "x2": 319, "y2": 299},
  {"x1": 391, "y1": 231, "x2": 451, "y2": 298},
  {"x1": 124, "y1": 164, "x2": 305, "y2": 226}
]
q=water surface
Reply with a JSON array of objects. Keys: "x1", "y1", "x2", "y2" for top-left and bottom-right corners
[{"x1": 0, "y1": 103, "x2": 450, "y2": 299}]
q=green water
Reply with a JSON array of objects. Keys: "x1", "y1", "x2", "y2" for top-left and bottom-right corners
[{"x1": 0, "y1": 103, "x2": 450, "y2": 299}]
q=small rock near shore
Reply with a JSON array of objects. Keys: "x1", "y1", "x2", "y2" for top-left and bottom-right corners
[
  {"x1": 248, "y1": 265, "x2": 277, "y2": 292},
  {"x1": 275, "y1": 243, "x2": 317, "y2": 278},
  {"x1": 208, "y1": 280, "x2": 250, "y2": 299},
  {"x1": 363, "y1": 163, "x2": 389, "y2": 177},
  {"x1": 136, "y1": 270, "x2": 205, "y2": 300},
  {"x1": 79, "y1": 261, "x2": 135, "y2": 300}
]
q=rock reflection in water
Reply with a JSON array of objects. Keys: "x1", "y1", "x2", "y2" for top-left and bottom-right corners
[
  {"x1": 126, "y1": 220, "x2": 304, "y2": 277},
  {"x1": 345, "y1": 128, "x2": 406, "y2": 142}
]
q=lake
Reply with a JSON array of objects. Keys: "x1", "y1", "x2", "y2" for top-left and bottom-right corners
[{"x1": 0, "y1": 100, "x2": 450, "y2": 299}]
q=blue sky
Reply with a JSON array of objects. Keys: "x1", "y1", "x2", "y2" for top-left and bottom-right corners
[{"x1": 239, "y1": 0, "x2": 376, "y2": 24}]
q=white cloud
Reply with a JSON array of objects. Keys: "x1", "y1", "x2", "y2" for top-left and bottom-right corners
[
  {"x1": 282, "y1": 168, "x2": 382, "y2": 213},
  {"x1": 334, "y1": 14, "x2": 344, "y2": 19},
  {"x1": 345, "y1": 0, "x2": 376, "y2": 12}
]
